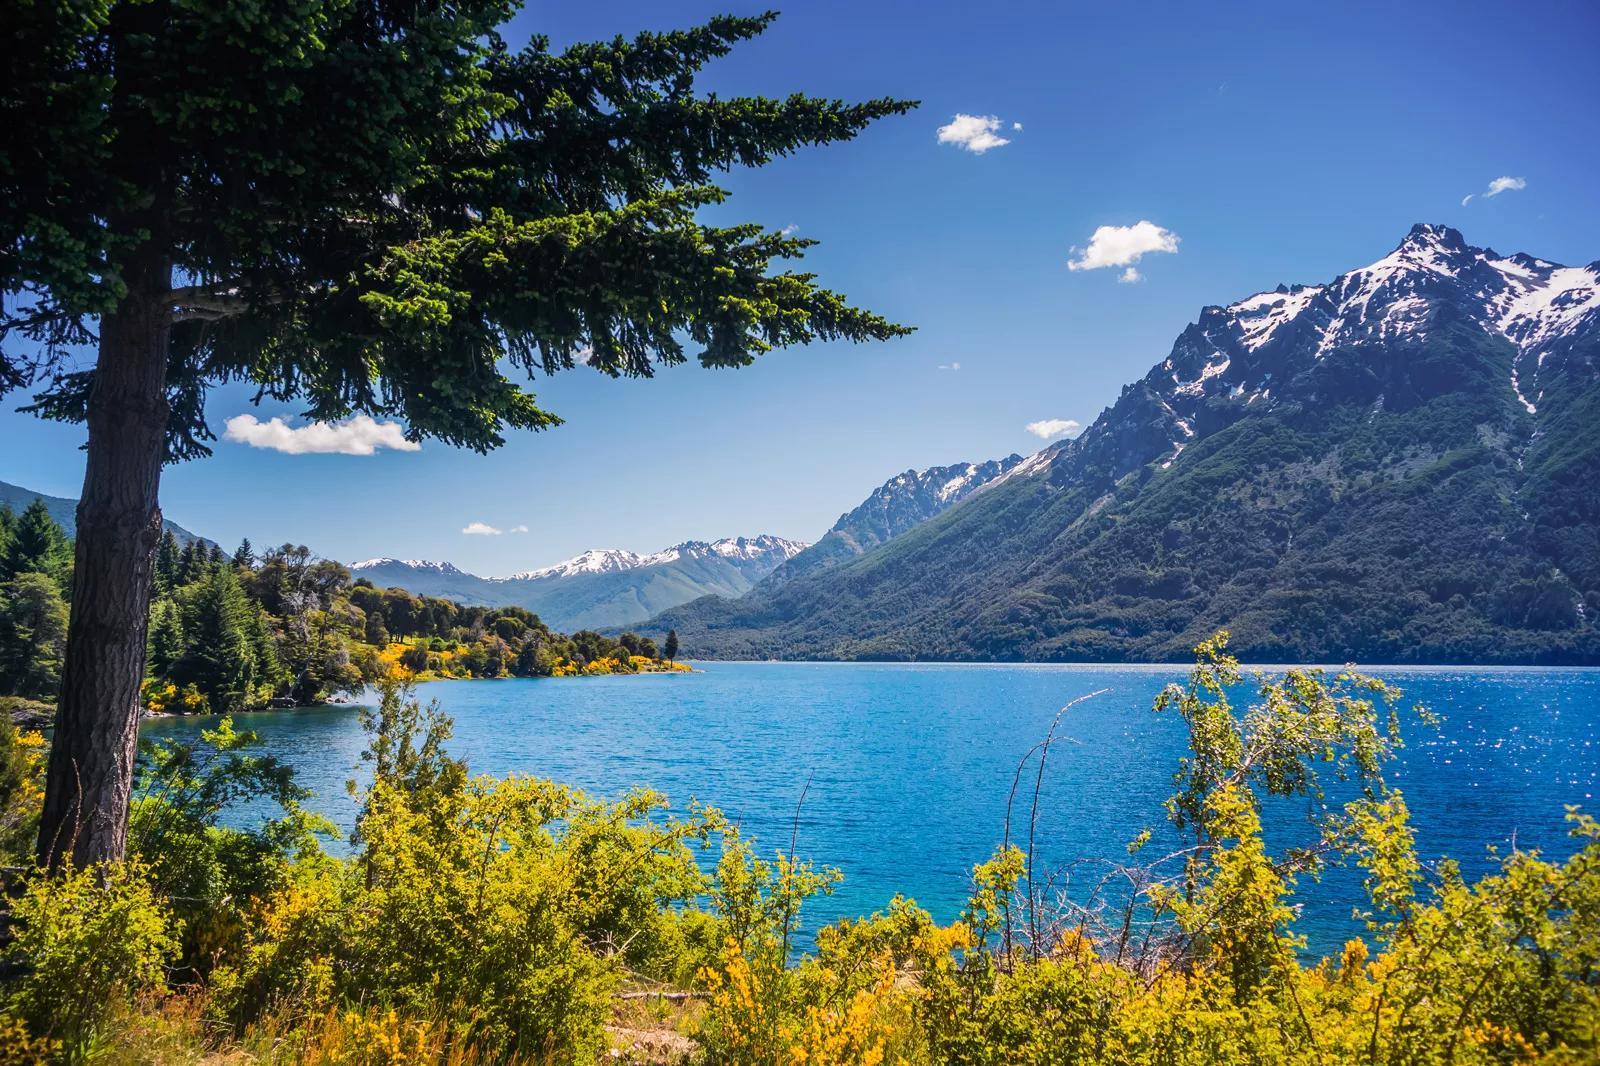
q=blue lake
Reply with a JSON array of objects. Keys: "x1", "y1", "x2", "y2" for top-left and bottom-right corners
[{"x1": 140, "y1": 662, "x2": 1600, "y2": 956}]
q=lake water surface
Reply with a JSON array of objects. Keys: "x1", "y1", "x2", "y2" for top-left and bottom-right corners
[{"x1": 141, "y1": 662, "x2": 1600, "y2": 956}]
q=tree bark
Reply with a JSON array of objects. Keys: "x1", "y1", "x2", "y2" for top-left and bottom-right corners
[{"x1": 37, "y1": 244, "x2": 172, "y2": 869}]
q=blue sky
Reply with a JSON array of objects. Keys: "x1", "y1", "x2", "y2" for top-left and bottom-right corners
[{"x1": 2, "y1": 0, "x2": 1596, "y2": 574}]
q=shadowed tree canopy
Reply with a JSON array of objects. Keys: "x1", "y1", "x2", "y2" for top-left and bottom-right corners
[
  {"x1": 0, "y1": 0, "x2": 915, "y2": 868},
  {"x1": 2, "y1": 4, "x2": 915, "y2": 452}
]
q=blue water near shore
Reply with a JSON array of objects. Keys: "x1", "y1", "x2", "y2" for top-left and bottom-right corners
[{"x1": 141, "y1": 662, "x2": 1600, "y2": 957}]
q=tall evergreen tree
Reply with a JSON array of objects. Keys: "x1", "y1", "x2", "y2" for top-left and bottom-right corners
[
  {"x1": 664, "y1": 629, "x2": 680, "y2": 663},
  {"x1": 6, "y1": 2, "x2": 913, "y2": 867},
  {"x1": 1, "y1": 499, "x2": 70, "y2": 586},
  {"x1": 154, "y1": 531, "x2": 181, "y2": 593},
  {"x1": 365, "y1": 609, "x2": 390, "y2": 650},
  {"x1": 0, "y1": 573, "x2": 70, "y2": 701},
  {"x1": 0, "y1": 505, "x2": 14, "y2": 565},
  {"x1": 145, "y1": 599, "x2": 184, "y2": 679},
  {"x1": 176, "y1": 540, "x2": 200, "y2": 588},
  {"x1": 170, "y1": 567, "x2": 259, "y2": 714},
  {"x1": 232, "y1": 539, "x2": 254, "y2": 570}
]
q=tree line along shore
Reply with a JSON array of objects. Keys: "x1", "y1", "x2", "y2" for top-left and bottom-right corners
[{"x1": 0, "y1": 498, "x2": 687, "y2": 723}]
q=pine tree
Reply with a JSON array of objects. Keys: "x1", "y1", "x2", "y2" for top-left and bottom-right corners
[
  {"x1": 145, "y1": 599, "x2": 184, "y2": 678},
  {"x1": 154, "y1": 531, "x2": 181, "y2": 593},
  {"x1": 232, "y1": 539, "x2": 254, "y2": 570},
  {"x1": 664, "y1": 629, "x2": 680, "y2": 663},
  {"x1": 1, "y1": 499, "x2": 69, "y2": 586},
  {"x1": 171, "y1": 567, "x2": 258, "y2": 714},
  {"x1": 0, "y1": 573, "x2": 70, "y2": 700},
  {"x1": 11, "y1": 3, "x2": 913, "y2": 868},
  {"x1": 365, "y1": 609, "x2": 390, "y2": 649},
  {"x1": 176, "y1": 540, "x2": 200, "y2": 587}
]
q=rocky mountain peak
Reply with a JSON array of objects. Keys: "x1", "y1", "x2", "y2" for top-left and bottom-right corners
[{"x1": 1018, "y1": 225, "x2": 1599, "y2": 492}]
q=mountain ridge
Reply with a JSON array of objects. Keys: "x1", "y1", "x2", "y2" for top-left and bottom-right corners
[
  {"x1": 348, "y1": 535, "x2": 808, "y2": 632},
  {"x1": 764, "y1": 456, "x2": 1026, "y2": 586},
  {"x1": 0, "y1": 478, "x2": 211, "y2": 547},
  {"x1": 643, "y1": 224, "x2": 1600, "y2": 664}
]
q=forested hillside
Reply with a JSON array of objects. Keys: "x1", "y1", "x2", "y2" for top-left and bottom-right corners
[
  {"x1": 0, "y1": 478, "x2": 209, "y2": 545},
  {"x1": 0, "y1": 503, "x2": 685, "y2": 717},
  {"x1": 649, "y1": 225, "x2": 1600, "y2": 664}
]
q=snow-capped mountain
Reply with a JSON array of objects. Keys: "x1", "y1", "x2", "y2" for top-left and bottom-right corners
[
  {"x1": 348, "y1": 535, "x2": 807, "y2": 632},
  {"x1": 350, "y1": 558, "x2": 473, "y2": 576},
  {"x1": 507, "y1": 536, "x2": 805, "y2": 582},
  {"x1": 649, "y1": 225, "x2": 1600, "y2": 664},
  {"x1": 767, "y1": 456, "x2": 1025, "y2": 584},
  {"x1": 1151, "y1": 223, "x2": 1596, "y2": 425}
]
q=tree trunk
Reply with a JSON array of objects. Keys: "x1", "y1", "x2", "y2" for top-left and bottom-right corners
[{"x1": 37, "y1": 245, "x2": 172, "y2": 869}]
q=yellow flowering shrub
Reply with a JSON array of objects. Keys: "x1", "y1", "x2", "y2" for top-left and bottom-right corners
[{"x1": 141, "y1": 679, "x2": 210, "y2": 714}]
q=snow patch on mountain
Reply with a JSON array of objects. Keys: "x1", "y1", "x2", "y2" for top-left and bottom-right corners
[
  {"x1": 1147, "y1": 224, "x2": 1599, "y2": 421},
  {"x1": 351, "y1": 558, "x2": 470, "y2": 575},
  {"x1": 504, "y1": 536, "x2": 807, "y2": 582}
]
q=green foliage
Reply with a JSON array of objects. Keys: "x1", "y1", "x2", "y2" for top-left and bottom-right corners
[
  {"x1": 0, "y1": 712, "x2": 46, "y2": 862},
  {"x1": 214, "y1": 679, "x2": 725, "y2": 1060},
  {"x1": 1, "y1": 863, "x2": 177, "y2": 1057},
  {"x1": 169, "y1": 564, "x2": 277, "y2": 714},
  {"x1": 902, "y1": 638, "x2": 1600, "y2": 1066},
  {"x1": 1, "y1": 633, "x2": 1597, "y2": 1063},
  {"x1": 129, "y1": 718, "x2": 333, "y2": 973},
  {"x1": 4, "y1": 3, "x2": 914, "y2": 458},
  {"x1": 0, "y1": 500, "x2": 69, "y2": 590},
  {"x1": 0, "y1": 573, "x2": 69, "y2": 701}
]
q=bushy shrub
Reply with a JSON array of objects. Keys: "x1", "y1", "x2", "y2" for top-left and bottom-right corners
[
  {"x1": 128, "y1": 717, "x2": 335, "y2": 977},
  {"x1": 0, "y1": 713, "x2": 45, "y2": 862},
  {"x1": 221, "y1": 679, "x2": 724, "y2": 1061},
  {"x1": 2, "y1": 863, "x2": 177, "y2": 1055}
]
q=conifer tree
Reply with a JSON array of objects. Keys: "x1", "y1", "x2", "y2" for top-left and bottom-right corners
[
  {"x1": 176, "y1": 540, "x2": 200, "y2": 588},
  {"x1": 232, "y1": 539, "x2": 254, "y2": 570},
  {"x1": 7, "y1": 2, "x2": 913, "y2": 867},
  {"x1": 145, "y1": 599, "x2": 184, "y2": 678},
  {"x1": 153, "y1": 531, "x2": 181, "y2": 593},
  {"x1": 171, "y1": 566, "x2": 258, "y2": 714},
  {"x1": 664, "y1": 629, "x2": 680, "y2": 663},
  {"x1": 365, "y1": 610, "x2": 391, "y2": 650},
  {"x1": 0, "y1": 573, "x2": 70, "y2": 700},
  {"x1": 1, "y1": 499, "x2": 70, "y2": 586}
]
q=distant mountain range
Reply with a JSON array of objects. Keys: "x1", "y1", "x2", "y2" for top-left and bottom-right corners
[
  {"x1": 349, "y1": 536, "x2": 807, "y2": 633},
  {"x1": 0, "y1": 479, "x2": 210, "y2": 546},
  {"x1": 644, "y1": 224, "x2": 1600, "y2": 664}
]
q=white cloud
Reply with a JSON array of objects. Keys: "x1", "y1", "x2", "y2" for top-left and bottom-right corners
[
  {"x1": 1025, "y1": 418, "x2": 1082, "y2": 440},
  {"x1": 937, "y1": 114, "x2": 1010, "y2": 153},
  {"x1": 1484, "y1": 175, "x2": 1526, "y2": 197},
  {"x1": 222, "y1": 414, "x2": 420, "y2": 456},
  {"x1": 780, "y1": 224, "x2": 800, "y2": 235},
  {"x1": 510, "y1": 525, "x2": 529, "y2": 533},
  {"x1": 1068, "y1": 221, "x2": 1180, "y2": 273},
  {"x1": 1461, "y1": 194, "x2": 1473, "y2": 206},
  {"x1": 938, "y1": 361, "x2": 962, "y2": 370},
  {"x1": 1119, "y1": 267, "x2": 1142, "y2": 284},
  {"x1": 1012, "y1": 122, "x2": 1023, "y2": 130},
  {"x1": 462, "y1": 522, "x2": 502, "y2": 536}
]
